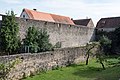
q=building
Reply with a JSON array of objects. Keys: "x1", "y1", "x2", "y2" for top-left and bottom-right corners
[
  {"x1": 20, "y1": 8, "x2": 74, "y2": 25},
  {"x1": 96, "y1": 17, "x2": 120, "y2": 32},
  {"x1": 0, "y1": 9, "x2": 95, "y2": 48},
  {"x1": 73, "y1": 18, "x2": 94, "y2": 27}
]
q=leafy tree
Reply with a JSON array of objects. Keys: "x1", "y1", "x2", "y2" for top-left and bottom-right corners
[
  {"x1": 85, "y1": 42, "x2": 97, "y2": 65},
  {"x1": 96, "y1": 43, "x2": 106, "y2": 70},
  {"x1": 0, "y1": 11, "x2": 20, "y2": 54},
  {"x1": 24, "y1": 27, "x2": 53, "y2": 53},
  {"x1": 37, "y1": 29, "x2": 53, "y2": 52},
  {"x1": 24, "y1": 26, "x2": 39, "y2": 53},
  {"x1": 99, "y1": 35, "x2": 111, "y2": 55},
  {"x1": 85, "y1": 42, "x2": 106, "y2": 70},
  {"x1": 112, "y1": 27, "x2": 120, "y2": 53},
  {"x1": 113, "y1": 27, "x2": 120, "y2": 45}
]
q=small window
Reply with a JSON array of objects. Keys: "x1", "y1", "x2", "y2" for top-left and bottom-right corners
[
  {"x1": 101, "y1": 29, "x2": 104, "y2": 31},
  {"x1": 23, "y1": 15, "x2": 25, "y2": 18},
  {"x1": 101, "y1": 20, "x2": 106, "y2": 24},
  {"x1": 58, "y1": 24, "x2": 61, "y2": 27},
  {"x1": 44, "y1": 22, "x2": 47, "y2": 25}
]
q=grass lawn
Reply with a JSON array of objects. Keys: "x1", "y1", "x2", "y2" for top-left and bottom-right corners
[{"x1": 24, "y1": 55, "x2": 120, "y2": 80}]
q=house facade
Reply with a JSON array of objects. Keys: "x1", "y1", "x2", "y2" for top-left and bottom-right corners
[{"x1": 0, "y1": 9, "x2": 95, "y2": 48}]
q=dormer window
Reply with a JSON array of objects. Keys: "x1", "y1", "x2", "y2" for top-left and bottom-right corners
[{"x1": 101, "y1": 20, "x2": 106, "y2": 24}]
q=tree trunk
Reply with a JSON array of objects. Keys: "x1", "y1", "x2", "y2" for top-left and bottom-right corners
[
  {"x1": 86, "y1": 53, "x2": 89, "y2": 65},
  {"x1": 100, "y1": 61, "x2": 105, "y2": 70}
]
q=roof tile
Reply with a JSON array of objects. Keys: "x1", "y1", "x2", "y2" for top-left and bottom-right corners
[
  {"x1": 96, "y1": 17, "x2": 120, "y2": 28},
  {"x1": 23, "y1": 8, "x2": 74, "y2": 25}
]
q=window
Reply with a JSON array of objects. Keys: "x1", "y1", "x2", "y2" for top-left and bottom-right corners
[
  {"x1": 44, "y1": 22, "x2": 47, "y2": 25},
  {"x1": 101, "y1": 20, "x2": 106, "y2": 24},
  {"x1": 58, "y1": 24, "x2": 61, "y2": 27},
  {"x1": 101, "y1": 29, "x2": 104, "y2": 31},
  {"x1": 23, "y1": 15, "x2": 25, "y2": 18}
]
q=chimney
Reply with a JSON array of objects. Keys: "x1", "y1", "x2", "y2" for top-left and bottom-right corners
[
  {"x1": 71, "y1": 18, "x2": 73, "y2": 20},
  {"x1": 33, "y1": 9, "x2": 37, "y2": 11},
  {"x1": 86, "y1": 16, "x2": 88, "y2": 19}
]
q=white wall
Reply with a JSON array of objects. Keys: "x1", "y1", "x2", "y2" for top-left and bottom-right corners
[
  {"x1": 20, "y1": 11, "x2": 30, "y2": 19},
  {"x1": 0, "y1": 16, "x2": 2, "y2": 20},
  {"x1": 97, "y1": 28, "x2": 116, "y2": 32}
]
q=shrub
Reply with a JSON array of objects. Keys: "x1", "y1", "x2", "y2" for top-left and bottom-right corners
[{"x1": 23, "y1": 27, "x2": 53, "y2": 53}]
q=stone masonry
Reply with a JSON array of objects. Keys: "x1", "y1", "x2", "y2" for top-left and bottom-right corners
[
  {"x1": 0, "y1": 47, "x2": 88, "y2": 80},
  {"x1": 0, "y1": 16, "x2": 95, "y2": 48},
  {"x1": 16, "y1": 17, "x2": 95, "y2": 48}
]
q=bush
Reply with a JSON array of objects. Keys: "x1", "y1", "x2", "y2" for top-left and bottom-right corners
[
  {"x1": 23, "y1": 27, "x2": 53, "y2": 53},
  {"x1": 38, "y1": 29, "x2": 53, "y2": 52},
  {"x1": 23, "y1": 27, "x2": 39, "y2": 53}
]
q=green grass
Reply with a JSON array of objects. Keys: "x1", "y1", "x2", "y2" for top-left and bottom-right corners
[{"x1": 24, "y1": 56, "x2": 120, "y2": 80}]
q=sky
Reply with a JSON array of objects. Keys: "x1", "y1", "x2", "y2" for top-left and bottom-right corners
[{"x1": 0, "y1": 0, "x2": 120, "y2": 25}]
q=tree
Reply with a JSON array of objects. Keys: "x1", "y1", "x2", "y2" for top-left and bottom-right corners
[
  {"x1": 96, "y1": 43, "x2": 106, "y2": 70},
  {"x1": 99, "y1": 35, "x2": 111, "y2": 55},
  {"x1": 85, "y1": 42, "x2": 106, "y2": 70},
  {"x1": 0, "y1": 11, "x2": 20, "y2": 54},
  {"x1": 37, "y1": 29, "x2": 53, "y2": 52},
  {"x1": 112, "y1": 27, "x2": 120, "y2": 53},
  {"x1": 24, "y1": 27, "x2": 53, "y2": 53},
  {"x1": 24, "y1": 26, "x2": 39, "y2": 53},
  {"x1": 85, "y1": 42, "x2": 97, "y2": 65}
]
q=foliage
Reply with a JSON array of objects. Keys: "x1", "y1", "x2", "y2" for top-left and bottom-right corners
[
  {"x1": 112, "y1": 27, "x2": 120, "y2": 53},
  {"x1": 85, "y1": 42, "x2": 106, "y2": 69},
  {"x1": 95, "y1": 42, "x2": 106, "y2": 70},
  {"x1": 99, "y1": 35, "x2": 112, "y2": 54},
  {"x1": 95, "y1": 27, "x2": 120, "y2": 54},
  {"x1": 0, "y1": 58, "x2": 21, "y2": 79},
  {"x1": 85, "y1": 42, "x2": 98, "y2": 65},
  {"x1": 24, "y1": 27, "x2": 53, "y2": 53},
  {"x1": 113, "y1": 27, "x2": 120, "y2": 45},
  {"x1": 37, "y1": 29, "x2": 53, "y2": 52},
  {"x1": 0, "y1": 11, "x2": 20, "y2": 54},
  {"x1": 95, "y1": 30, "x2": 114, "y2": 41},
  {"x1": 24, "y1": 26, "x2": 39, "y2": 53}
]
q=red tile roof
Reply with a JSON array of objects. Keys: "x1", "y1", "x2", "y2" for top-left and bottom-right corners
[
  {"x1": 22, "y1": 8, "x2": 74, "y2": 25},
  {"x1": 96, "y1": 17, "x2": 120, "y2": 28}
]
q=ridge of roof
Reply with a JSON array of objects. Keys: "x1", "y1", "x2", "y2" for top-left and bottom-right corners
[
  {"x1": 100, "y1": 16, "x2": 120, "y2": 20},
  {"x1": 96, "y1": 16, "x2": 120, "y2": 28},
  {"x1": 23, "y1": 8, "x2": 74, "y2": 25},
  {"x1": 73, "y1": 18, "x2": 91, "y2": 21}
]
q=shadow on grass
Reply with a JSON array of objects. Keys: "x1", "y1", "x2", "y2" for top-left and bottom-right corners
[{"x1": 73, "y1": 65, "x2": 120, "y2": 80}]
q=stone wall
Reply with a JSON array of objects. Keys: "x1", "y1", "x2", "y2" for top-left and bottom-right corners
[
  {"x1": 0, "y1": 47, "x2": 87, "y2": 80},
  {"x1": 16, "y1": 17, "x2": 95, "y2": 48}
]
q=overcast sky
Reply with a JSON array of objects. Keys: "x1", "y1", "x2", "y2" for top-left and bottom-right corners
[{"x1": 0, "y1": 0, "x2": 120, "y2": 25}]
